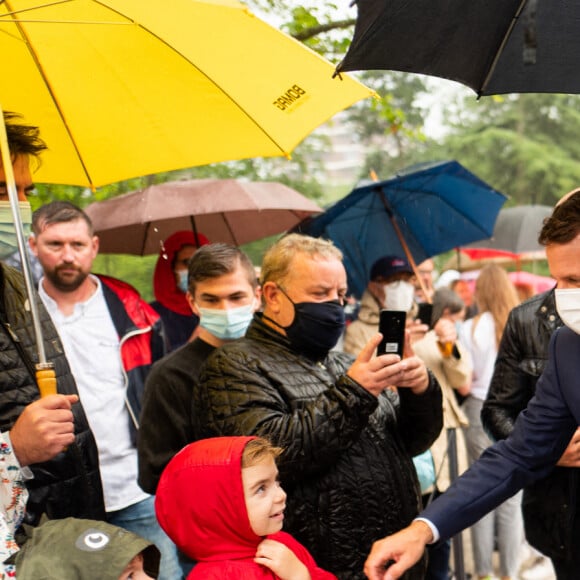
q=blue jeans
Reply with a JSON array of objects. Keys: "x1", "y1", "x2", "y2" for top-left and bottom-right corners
[{"x1": 107, "y1": 496, "x2": 182, "y2": 580}]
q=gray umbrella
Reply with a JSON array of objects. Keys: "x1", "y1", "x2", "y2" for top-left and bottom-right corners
[{"x1": 462, "y1": 204, "x2": 552, "y2": 256}]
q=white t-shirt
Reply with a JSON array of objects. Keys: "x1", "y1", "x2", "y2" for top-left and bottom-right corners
[
  {"x1": 39, "y1": 276, "x2": 149, "y2": 511},
  {"x1": 459, "y1": 311, "x2": 498, "y2": 401}
]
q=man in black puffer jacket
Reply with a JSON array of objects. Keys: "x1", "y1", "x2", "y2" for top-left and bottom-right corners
[
  {"x1": 0, "y1": 112, "x2": 104, "y2": 526},
  {"x1": 196, "y1": 234, "x2": 443, "y2": 580}
]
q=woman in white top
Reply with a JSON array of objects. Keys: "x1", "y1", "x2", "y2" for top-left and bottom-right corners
[{"x1": 459, "y1": 265, "x2": 522, "y2": 580}]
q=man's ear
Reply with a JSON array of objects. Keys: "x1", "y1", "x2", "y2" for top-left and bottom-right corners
[
  {"x1": 186, "y1": 292, "x2": 199, "y2": 316},
  {"x1": 252, "y1": 285, "x2": 262, "y2": 312},
  {"x1": 262, "y1": 281, "x2": 282, "y2": 314},
  {"x1": 28, "y1": 234, "x2": 37, "y2": 256}
]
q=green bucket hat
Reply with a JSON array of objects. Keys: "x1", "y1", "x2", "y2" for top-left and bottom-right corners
[{"x1": 14, "y1": 518, "x2": 160, "y2": 579}]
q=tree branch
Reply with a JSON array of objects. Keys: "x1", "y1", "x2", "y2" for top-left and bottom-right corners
[{"x1": 291, "y1": 19, "x2": 356, "y2": 42}]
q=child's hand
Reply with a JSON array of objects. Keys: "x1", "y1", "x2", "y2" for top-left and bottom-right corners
[{"x1": 254, "y1": 539, "x2": 311, "y2": 580}]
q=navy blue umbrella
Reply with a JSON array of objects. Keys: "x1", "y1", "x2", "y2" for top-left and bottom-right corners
[{"x1": 294, "y1": 161, "x2": 507, "y2": 299}]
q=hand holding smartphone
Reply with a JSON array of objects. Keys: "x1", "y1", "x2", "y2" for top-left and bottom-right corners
[{"x1": 377, "y1": 310, "x2": 406, "y2": 358}]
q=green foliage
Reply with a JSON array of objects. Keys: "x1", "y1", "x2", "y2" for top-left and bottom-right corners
[
  {"x1": 343, "y1": 72, "x2": 430, "y2": 180},
  {"x1": 432, "y1": 92, "x2": 580, "y2": 206},
  {"x1": 250, "y1": 0, "x2": 355, "y2": 61},
  {"x1": 93, "y1": 254, "x2": 157, "y2": 302}
]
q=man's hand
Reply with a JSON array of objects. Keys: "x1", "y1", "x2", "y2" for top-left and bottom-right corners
[
  {"x1": 557, "y1": 426, "x2": 580, "y2": 467},
  {"x1": 255, "y1": 538, "x2": 310, "y2": 580},
  {"x1": 348, "y1": 334, "x2": 404, "y2": 397},
  {"x1": 433, "y1": 318, "x2": 457, "y2": 345},
  {"x1": 10, "y1": 394, "x2": 78, "y2": 466},
  {"x1": 364, "y1": 520, "x2": 432, "y2": 580},
  {"x1": 348, "y1": 334, "x2": 430, "y2": 397}
]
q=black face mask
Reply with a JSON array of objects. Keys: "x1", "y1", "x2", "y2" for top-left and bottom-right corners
[{"x1": 272, "y1": 287, "x2": 346, "y2": 359}]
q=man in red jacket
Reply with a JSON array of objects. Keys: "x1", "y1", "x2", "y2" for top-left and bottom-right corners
[{"x1": 30, "y1": 201, "x2": 178, "y2": 580}]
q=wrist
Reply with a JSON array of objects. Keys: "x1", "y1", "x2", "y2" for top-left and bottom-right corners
[
  {"x1": 410, "y1": 519, "x2": 434, "y2": 544},
  {"x1": 410, "y1": 370, "x2": 430, "y2": 395}
]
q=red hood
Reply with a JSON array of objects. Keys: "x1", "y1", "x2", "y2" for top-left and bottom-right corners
[
  {"x1": 156, "y1": 436, "x2": 262, "y2": 562},
  {"x1": 152, "y1": 230, "x2": 209, "y2": 316}
]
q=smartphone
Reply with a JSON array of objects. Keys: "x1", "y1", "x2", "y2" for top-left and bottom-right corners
[
  {"x1": 377, "y1": 310, "x2": 406, "y2": 358},
  {"x1": 416, "y1": 302, "x2": 434, "y2": 329}
]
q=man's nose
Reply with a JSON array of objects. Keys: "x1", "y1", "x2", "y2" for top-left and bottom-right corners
[{"x1": 61, "y1": 244, "x2": 75, "y2": 261}]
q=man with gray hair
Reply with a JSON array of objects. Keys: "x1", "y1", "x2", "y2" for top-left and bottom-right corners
[{"x1": 196, "y1": 233, "x2": 442, "y2": 579}]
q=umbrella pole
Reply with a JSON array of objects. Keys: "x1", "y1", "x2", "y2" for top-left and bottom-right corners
[
  {"x1": 378, "y1": 191, "x2": 432, "y2": 303},
  {"x1": 189, "y1": 216, "x2": 200, "y2": 247},
  {"x1": 0, "y1": 107, "x2": 56, "y2": 396}
]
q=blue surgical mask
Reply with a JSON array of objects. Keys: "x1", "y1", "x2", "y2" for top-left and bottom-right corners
[
  {"x1": 0, "y1": 201, "x2": 31, "y2": 261},
  {"x1": 176, "y1": 270, "x2": 188, "y2": 294},
  {"x1": 199, "y1": 302, "x2": 255, "y2": 340}
]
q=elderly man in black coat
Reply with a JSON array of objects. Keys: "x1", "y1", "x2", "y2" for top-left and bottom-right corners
[{"x1": 196, "y1": 233, "x2": 443, "y2": 580}]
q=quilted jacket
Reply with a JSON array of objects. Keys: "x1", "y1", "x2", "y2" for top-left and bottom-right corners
[
  {"x1": 0, "y1": 264, "x2": 105, "y2": 526},
  {"x1": 196, "y1": 315, "x2": 443, "y2": 579},
  {"x1": 481, "y1": 289, "x2": 575, "y2": 560}
]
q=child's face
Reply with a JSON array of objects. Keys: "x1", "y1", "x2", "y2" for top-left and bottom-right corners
[
  {"x1": 242, "y1": 456, "x2": 287, "y2": 537},
  {"x1": 118, "y1": 553, "x2": 154, "y2": 580}
]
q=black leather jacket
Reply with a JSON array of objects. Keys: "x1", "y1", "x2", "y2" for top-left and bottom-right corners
[
  {"x1": 481, "y1": 289, "x2": 576, "y2": 560},
  {"x1": 0, "y1": 264, "x2": 105, "y2": 526},
  {"x1": 197, "y1": 315, "x2": 442, "y2": 580}
]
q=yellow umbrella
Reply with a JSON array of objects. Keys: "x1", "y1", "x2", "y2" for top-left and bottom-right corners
[
  {"x1": 1, "y1": 0, "x2": 372, "y2": 189},
  {"x1": 0, "y1": 0, "x2": 371, "y2": 389}
]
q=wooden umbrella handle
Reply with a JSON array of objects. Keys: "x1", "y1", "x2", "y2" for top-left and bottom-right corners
[{"x1": 37, "y1": 365, "x2": 57, "y2": 397}]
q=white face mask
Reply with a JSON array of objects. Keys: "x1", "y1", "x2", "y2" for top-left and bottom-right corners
[
  {"x1": 555, "y1": 288, "x2": 580, "y2": 334},
  {"x1": 384, "y1": 280, "x2": 415, "y2": 312}
]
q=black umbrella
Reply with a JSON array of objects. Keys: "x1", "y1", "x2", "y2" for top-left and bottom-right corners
[{"x1": 336, "y1": 0, "x2": 580, "y2": 97}]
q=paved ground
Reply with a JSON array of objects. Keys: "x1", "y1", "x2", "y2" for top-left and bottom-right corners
[{"x1": 449, "y1": 532, "x2": 556, "y2": 580}]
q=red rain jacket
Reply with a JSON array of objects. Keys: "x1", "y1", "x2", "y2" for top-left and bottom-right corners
[{"x1": 155, "y1": 436, "x2": 336, "y2": 580}]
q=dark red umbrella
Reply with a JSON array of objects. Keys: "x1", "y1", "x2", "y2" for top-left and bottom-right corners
[{"x1": 84, "y1": 179, "x2": 322, "y2": 254}]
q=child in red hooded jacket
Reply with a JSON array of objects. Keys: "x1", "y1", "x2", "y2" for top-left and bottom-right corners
[{"x1": 155, "y1": 436, "x2": 337, "y2": 580}]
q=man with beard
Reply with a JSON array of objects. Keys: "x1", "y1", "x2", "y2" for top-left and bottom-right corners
[
  {"x1": 29, "y1": 202, "x2": 179, "y2": 580},
  {"x1": 195, "y1": 234, "x2": 443, "y2": 579}
]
